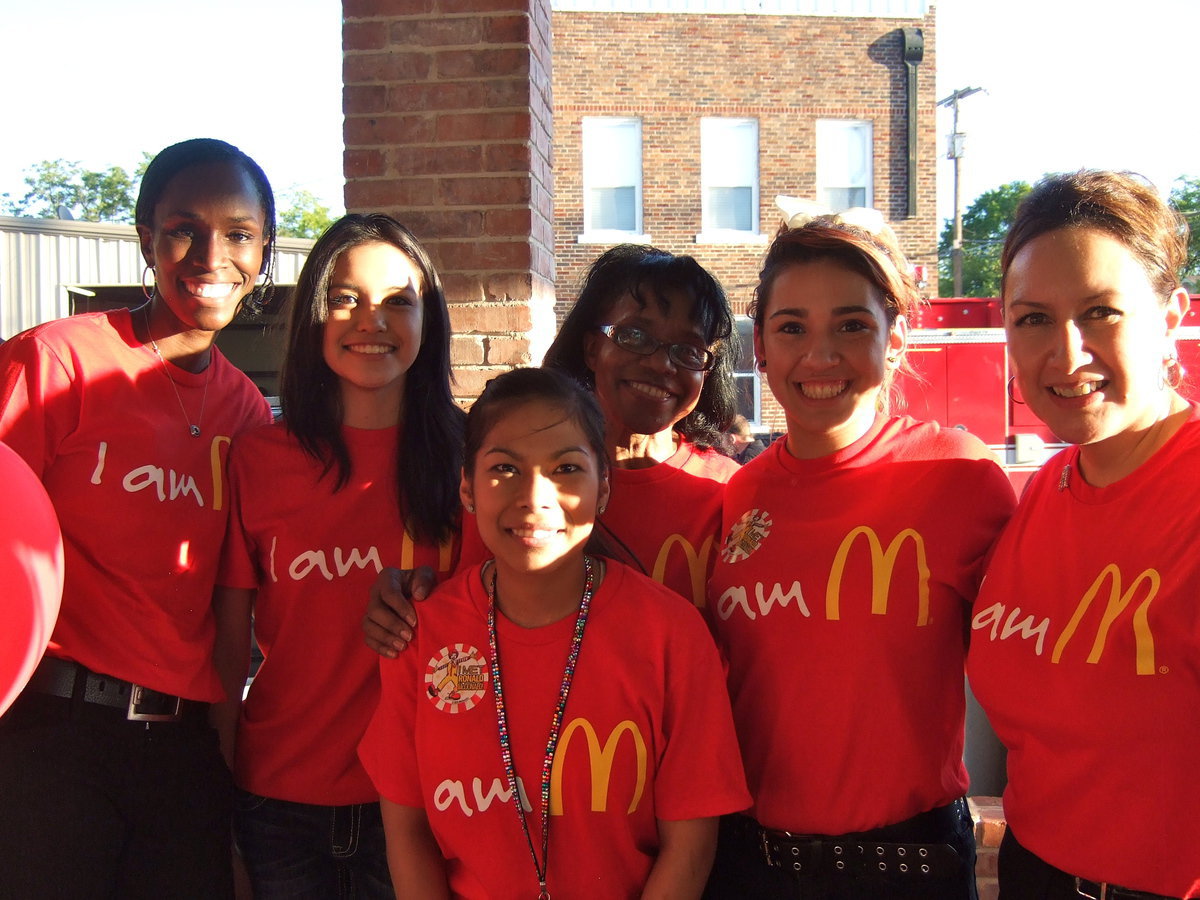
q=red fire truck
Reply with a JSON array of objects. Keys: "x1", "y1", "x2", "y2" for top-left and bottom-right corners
[{"x1": 893, "y1": 297, "x2": 1200, "y2": 491}]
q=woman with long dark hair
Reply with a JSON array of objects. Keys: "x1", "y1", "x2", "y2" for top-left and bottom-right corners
[{"x1": 216, "y1": 214, "x2": 464, "y2": 897}]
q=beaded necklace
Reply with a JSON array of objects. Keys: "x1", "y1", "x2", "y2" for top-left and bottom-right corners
[{"x1": 486, "y1": 555, "x2": 596, "y2": 900}]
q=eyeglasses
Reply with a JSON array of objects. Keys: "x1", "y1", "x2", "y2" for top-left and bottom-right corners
[{"x1": 598, "y1": 324, "x2": 715, "y2": 372}]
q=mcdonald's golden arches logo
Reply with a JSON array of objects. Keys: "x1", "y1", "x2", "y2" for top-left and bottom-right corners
[
  {"x1": 826, "y1": 526, "x2": 931, "y2": 626},
  {"x1": 549, "y1": 718, "x2": 647, "y2": 816},
  {"x1": 652, "y1": 534, "x2": 714, "y2": 607},
  {"x1": 1051, "y1": 563, "x2": 1158, "y2": 675}
]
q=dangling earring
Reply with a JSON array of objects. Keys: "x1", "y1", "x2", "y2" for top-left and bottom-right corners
[
  {"x1": 141, "y1": 265, "x2": 156, "y2": 302},
  {"x1": 1161, "y1": 354, "x2": 1184, "y2": 391},
  {"x1": 1007, "y1": 376, "x2": 1026, "y2": 406}
]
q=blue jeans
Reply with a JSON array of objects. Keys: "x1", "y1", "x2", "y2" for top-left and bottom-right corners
[
  {"x1": 234, "y1": 790, "x2": 395, "y2": 899},
  {"x1": 705, "y1": 799, "x2": 979, "y2": 900}
]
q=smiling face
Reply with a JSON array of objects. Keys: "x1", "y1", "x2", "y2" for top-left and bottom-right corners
[
  {"x1": 1004, "y1": 227, "x2": 1185, "y2": 448},
  {"x1": 461, "y1": 399, "x2": 610, "y2": 579},
  {"x1": 754, "y1": 259, "x2": 906, "y2": 459},
  {"x1": 136, "y1": 161, "x2": 266, "y2": 335},
  {"x1": 321, "y1": 241, "x2": 425, "y2": 426},
  {"x1": 582, "y1": 289, "x2": 709, "y2": 440}
]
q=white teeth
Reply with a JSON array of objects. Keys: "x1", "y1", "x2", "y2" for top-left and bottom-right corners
[
  {"x1": 1052, "y1": 382, "x2": 1101, "y2": 398},
  {"x1": 799, "y1": 381, "x2": 848, "y2": 400},
  {"x1": 187, "y1": 282, "x2": 236, "y2": 298},
  {"x1": 512, "y1": 527, "x2": 558, "y2": 540},
  {"x1": 628, "y1": 382, "x2": 671, "y2": 400},
  {"x1": 346, "y1": 344, "x2": 393, "y2": 355}
]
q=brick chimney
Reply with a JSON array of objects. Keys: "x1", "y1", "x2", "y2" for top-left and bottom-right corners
[{"x1": 342, "y1": 0, "x2": 556, "y2": 401}]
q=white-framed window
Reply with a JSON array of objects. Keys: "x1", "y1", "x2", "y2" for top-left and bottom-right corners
[
  {"x1": 733, "y1": 317, "x2": 761, "y2": 426},
  {"x1": 581, "y1": 117, "x2": 644, "y2": 240},
  {"x1": 816, "y1": 119, "x2": 873, "y2": 211},
  {"x1": 699, "y1": 117, "x2": 759, "y2": 239}
]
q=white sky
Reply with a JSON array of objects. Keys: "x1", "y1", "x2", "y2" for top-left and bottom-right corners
[
  {"x1": 2, "y1": 0, "x2": 1197, "y2": 226},
  {"x1": 0, "y1": 0, "x2": 346, "y2": 214},
  {"x1": 934, "y1": 0, "x2": 1200, "y2": 222}
]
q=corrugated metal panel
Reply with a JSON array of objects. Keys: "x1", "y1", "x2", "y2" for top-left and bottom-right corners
[
  {"x1": 551, "y1": 0, "x2": 928, "y2": 16},
  {"x1": 0, "y1": 216, "x2": 313, "y2": 340}
]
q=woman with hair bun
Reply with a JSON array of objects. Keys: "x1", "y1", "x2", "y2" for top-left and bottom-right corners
[
  {"x1": 0, "y1": 137, "x2": 277, "y2": 897},
  {"x1": 706, "y1": 213, "x2": 1015, "y2": 899},
  {"x1": 967, "y1": 171, "x2": 1200, "y2": 899}
]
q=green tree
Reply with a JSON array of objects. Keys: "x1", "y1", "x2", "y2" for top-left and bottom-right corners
[
  {"x1": 4, "y1": 159, "x2": 137, "y2": 223},
  {"x1": 278, "y1": 189, "x2": 335, "y2": 239},
  {"x1": 938, "y1": 180, "x2": 1032, "y2": 297},
  {"x1": 1169, "y1": 176, "x2": 1200, "y2": 286}
]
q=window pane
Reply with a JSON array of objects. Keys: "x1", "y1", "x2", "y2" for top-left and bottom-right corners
[
  {"x1": 583, "y1": 117, "x2": 641, "y2": 233},
  {"x1": 816, "y1": 119, "x2": 872, "y2": 212},
  {"x1": 590, "y1": 186, "x2": 636, "y2": 232},
  {"x1": 706, "y1": 186, "x2": 753, "y2": 231},
  {"x1": 702, "y1": 118, "x2": 757, "y2": 184},
  {"x1": 702, "y1": 118, "x2": 757, "y2": 233},
  {"x1": 734, "y1": 374, "x2": 757, "y2": 422},
  {"x1": 735, "y1": 318, "x2": 756, "y2": 371},
  {"x1": 822, "y1": 187, "x2": 867, "y2": 210}
]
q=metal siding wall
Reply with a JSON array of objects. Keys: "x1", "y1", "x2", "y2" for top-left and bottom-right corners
[{"x1": 0, "y1": 217, "x2": 313, "y2": 340}]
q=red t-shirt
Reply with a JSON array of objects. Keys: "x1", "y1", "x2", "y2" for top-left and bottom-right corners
[
  {"x1": 219, "y1": 422, "x2": 459, "y2": 805},
  {"x1": 359, "y1": 561, "x2": 750, "y2": 899},
  {"x1": 708, "y1": 417, "x2": 1014, "y2": 834},
  {"x1": 0, "y1": 309, "x2": 270, "y2": 700},
  {"x1": 968, "y1": 407, "x2": 1200, "y2": 898},
  {"x1": 600, "y1": 438, "x2": 738, "y2": 607}
]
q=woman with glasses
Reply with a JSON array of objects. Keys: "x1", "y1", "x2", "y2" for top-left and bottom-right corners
[{"x1": 540, "y1": 244, "x2": 740, "y2": 606}]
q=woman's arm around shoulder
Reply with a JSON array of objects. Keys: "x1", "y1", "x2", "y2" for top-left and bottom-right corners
[
  {"x1": 379, "y1": 798, "x2": 450, "y2": 900},
  {"x1": 641, "y1": 817, "x2": 719, "y2": 900}
]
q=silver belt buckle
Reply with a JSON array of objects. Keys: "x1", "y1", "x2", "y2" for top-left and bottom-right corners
[
  {"x1": 1075, "y1": 878, "x2": 1108, "y2": 900},
  {"x1": 127, "y1": 684, "x2": 182, "y2": 722}
]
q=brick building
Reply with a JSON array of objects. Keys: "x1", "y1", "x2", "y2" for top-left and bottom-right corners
[
  {"x1": 552, "y1": 0, "x2": 937, "y2": 434},
  {"x1": 341, "y1": 0, "x2": 936, "y2": 432}
]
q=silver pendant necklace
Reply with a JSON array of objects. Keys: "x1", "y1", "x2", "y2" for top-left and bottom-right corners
[{"x1": 144, "y1": 310, "x2": 210, "y2": 438}]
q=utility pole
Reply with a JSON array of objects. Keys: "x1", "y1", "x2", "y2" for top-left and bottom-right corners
[{"x1": 938, "y1": 86, "x2": 982, "y2": 296}]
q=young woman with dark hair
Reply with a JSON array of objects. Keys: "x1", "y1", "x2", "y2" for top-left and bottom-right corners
[
  {"x1": 705, "y1": 215, "x2": 1015, "y2": 900},
  {"x1": 359, "y1": 367, "x2": 749, "y2": 899},
  {"x1": 0, "y1": 137, "x2": 276, "y2": 898},
  {"x1": 968, "y1": 171, "x2": 1200, "y2": 900},
  {"x1": 215, "y1": 214, "x2": 464, "y2": 898}
]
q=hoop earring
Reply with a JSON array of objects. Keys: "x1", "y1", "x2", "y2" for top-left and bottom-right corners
[
  {"x1": 1007, "y1": 376, "x2": 1026, "y2": 406},
  {"x1": 141, "y1": 265, "x2": 156, "y2": 302},
  {"x1": 248, "y1": 274, "x2": 276, "y2": 313}
]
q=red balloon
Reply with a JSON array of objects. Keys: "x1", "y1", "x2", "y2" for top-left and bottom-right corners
[{"x1": 0, "y1": 442, "x2": 63, "y2": 716}]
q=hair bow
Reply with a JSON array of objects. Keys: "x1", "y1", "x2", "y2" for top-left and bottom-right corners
[{"x1": 775, "y1": 195, "x2": 887, "y2": 235}]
